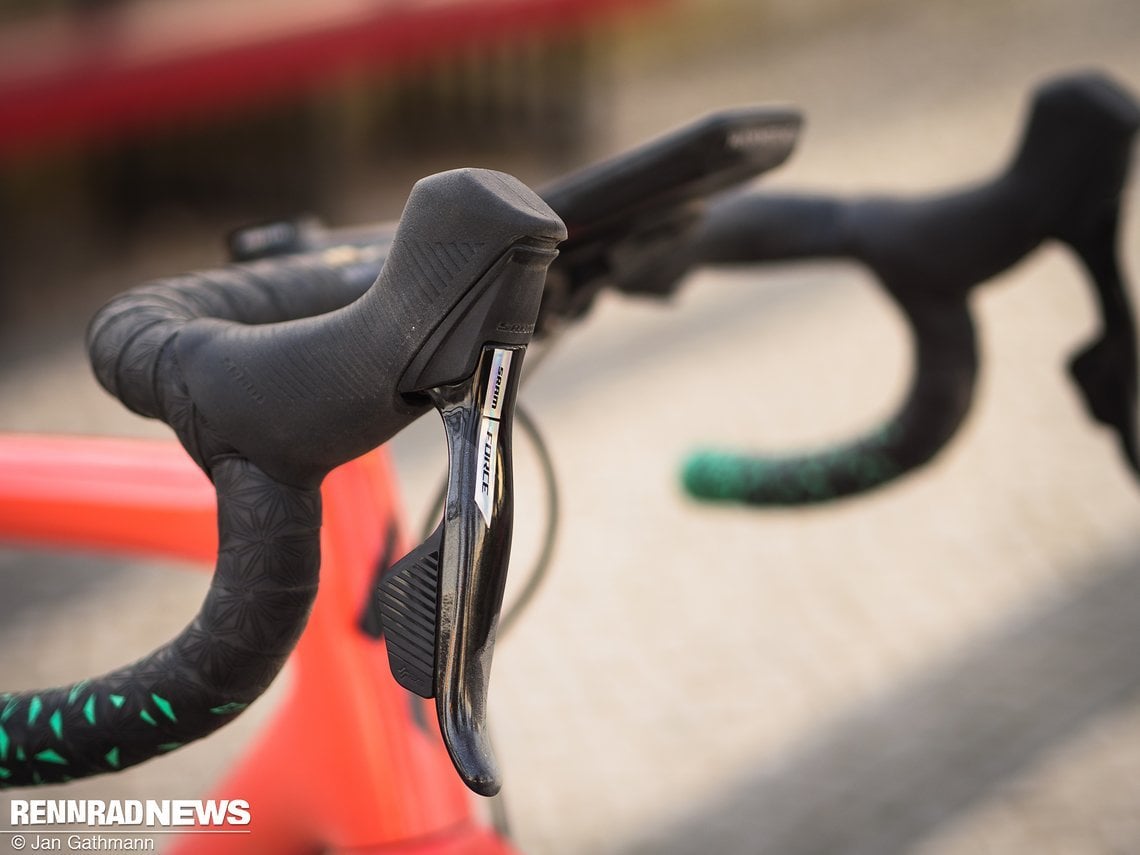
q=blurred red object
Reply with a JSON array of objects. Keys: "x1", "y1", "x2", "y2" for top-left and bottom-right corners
[{"x1": 0, "y1": 0, "x2": 663, "y2": 160}]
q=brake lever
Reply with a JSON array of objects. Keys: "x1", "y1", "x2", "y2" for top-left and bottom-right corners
[
  {"x1": 376, "y1": 218, "x2": 561, "y2": 794},
  {"x1": 1052, "y1": 77, "x2": 1140, "y2": 476},
  {"x1": 1066, "y1": 213, "x2": 1139, "y2": 478},
  {"x1": 379, "y1": 345, "x2": 522, "y2": 795}
]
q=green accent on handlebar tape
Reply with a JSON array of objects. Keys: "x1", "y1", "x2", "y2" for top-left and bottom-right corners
[
  {"x1": 67, "y1": 681, "x2": 90, "y2": 705},
  {"x1": 159, "y1": 743, "x2": 182, "y2": 752},
  {"x1": 35, "y1": 749, "x2": 67, "y2": 766},
  {"x1": 83, "y1": 695, "x2": 97, "y2": 726},
  {"x1": 49, "y1": 709, "x2": 63, "y2": 740},
  {"x1": 109, "y1": 694, "x2": 125, "y2": 709},
  {"x1": 0, "y1": 726, "x2": 8, "y2": 761},
  {"x1": 151, "y1": 694, "x2": 177, "y2": 723},
  {"x1": 0, "y1": 767, "x2": 10, "y2": 779},
  {"x1": 681, "y1": 451, "x2": 751, "y2": 501},
  {"x1": 682, "y1": 445, "x2": 903, "y2": 505},
  {"x1": 1, "y1": 697, "x2": 17, "y2": 723},
  {"x1": 27, "y1": 696, "x2": 42, "y2": 726},
  {"x1": 105, "y1": 747, "x2": 121, "y2": 769},
  {"x1": 682, "y1": 450, "x2": 830, "y2": 503},
  {"x1": 16, "y1": 747, "x2": 25, "y2": 762},
  {"x1": 210, "y1": 702, "x2": 248, "y2": 715},
  {"x1": 139, "y1": 710, "x2": 157, "y2": 726}
]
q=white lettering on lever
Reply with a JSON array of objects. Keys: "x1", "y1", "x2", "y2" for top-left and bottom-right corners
[{"x1": 474, "y1": 348, "x2": 513, "y2": 527}]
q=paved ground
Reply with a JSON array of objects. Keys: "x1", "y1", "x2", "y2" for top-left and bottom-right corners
[{"x1": 2, "y1": 0, "x2": 1140, "y2": 852}]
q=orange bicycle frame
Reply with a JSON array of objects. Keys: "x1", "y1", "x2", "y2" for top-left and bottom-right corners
[{"x1": 0, "y1": 434, "x2": 514, "y2": 854}]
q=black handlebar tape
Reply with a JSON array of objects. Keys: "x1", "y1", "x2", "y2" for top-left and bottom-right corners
[
  {"x1": 87, "y1": 247, "x2": 386, "y2": 421},
  {"x1": 683, "y1": 72, "x2": 1140, "y2": 505},
  {"x1": 0, "y1": 171, "x2": 565, "y2": 789},
  {"x1": 0, "y1": 458, "x2": 318, "y2": 788}
]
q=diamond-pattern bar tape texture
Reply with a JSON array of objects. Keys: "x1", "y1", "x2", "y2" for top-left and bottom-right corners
[{"x1": 0, "y1": 458, "x2": 320, "y2": 788}]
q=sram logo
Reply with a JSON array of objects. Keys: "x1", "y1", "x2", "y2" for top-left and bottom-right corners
[{"x1": 481, "y1": 349, "x2": 513, "y2": 420}]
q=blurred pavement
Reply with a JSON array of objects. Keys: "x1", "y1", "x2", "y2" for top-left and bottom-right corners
[{"x1": 3, "y1": 0, "x2": 1140, "y2": 852}]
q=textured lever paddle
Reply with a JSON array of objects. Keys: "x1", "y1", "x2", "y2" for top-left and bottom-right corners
[{"x1": 379, "y1": 528, "x2": 442, "y2": 699}]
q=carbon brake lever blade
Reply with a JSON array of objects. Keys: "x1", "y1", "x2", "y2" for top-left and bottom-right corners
[
  {"x1": 379, "y1": 345, "x2": 522, "y2": 796},
  {"x1": 1052, "y1": 75, "x2": 1140, "y2": 479},
  {"x1": 430, "y1": 344, "x2": 522, "y2": 795},
  {"x1": 1064, "y1": 211, "x2": 1140, "y2": 478}
]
